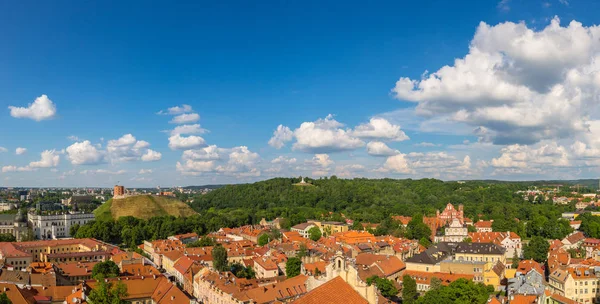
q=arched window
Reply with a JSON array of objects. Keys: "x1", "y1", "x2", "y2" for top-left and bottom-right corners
[{"x1": 337, "y1": 260, "x2": 341, "y2": 269}]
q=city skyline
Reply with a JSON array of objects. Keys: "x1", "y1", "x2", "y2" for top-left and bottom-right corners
[{"x1": 3, "y1": 0, "x2": 600, "y2": 187}]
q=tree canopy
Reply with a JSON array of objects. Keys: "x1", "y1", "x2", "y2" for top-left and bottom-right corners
[
  {"x1": 286, "y1": 257, "x2": 302, "y2": 278},
  {"x1": 308, "y1": 227, "x2": 322, "y2": 241},
  {"x1": 91, "y1": 261, "x2": 120, "y2": 280},
  {"x1": 366, "y1": 276, "x2": 398, "y2": 298},
  {"x1": 415, "y1": 278, "x2": 494, "y2": 304},
  {"x1": 88, "y1": 280, "x2": 128, "y2": 304},
  {"x1": 212, "y1": 244, "x2": 228, "y2": 272},
  {"x1": 523, "y1": 236, "x2": 550, "y2": 263}
]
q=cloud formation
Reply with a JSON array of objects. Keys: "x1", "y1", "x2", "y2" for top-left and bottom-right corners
[
  {"x1": 8, "y1": 95, "x2": 57, "y2": 121},
  {"x1": 393, "y1": 17, "x2": 600, "y2": 146}
]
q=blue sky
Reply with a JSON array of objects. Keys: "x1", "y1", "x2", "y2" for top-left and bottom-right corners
[{"x1": 2, "y1": 0, "x2": 600, "y2": 187}]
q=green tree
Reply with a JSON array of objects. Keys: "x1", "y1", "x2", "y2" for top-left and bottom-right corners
[
  {"x1": 297, "y1": 243, "x2": 308, "y2": 258},
  {"x1": 69, "y1": 223, "x2": 80, "y2": 237},
  {"x1": 406, "y1": 214, "x2": 432, "y2": 241},
  {"x1": 88, "y1": 280, "x2": 128, "y2": 304},
  {"x1": 212, "y1": 244, "x2": 229, "y2": 272},
  {"x1": 0, "y1": 234, "x2": 15, "y2": 242},
  {"x1": 512, "y1": 250, "x2": 520, "y2": 269},
  {"x1": 187, "y1": 236, "x2": 216, "y2": 248},
  {"x1": 467, "y1": 225, "x2": 477, "y2": 233},
  {"x1": 308, "y1": 226, "x2": 322, "y2": 241},
  {"x1": 286, "y1": 257, "x2": 302, "y2": 278},
  {"x1": 0, "y1": 293, "x2": 11, "y2": 304},
  {"x1": 430, "y1": 277, "x2": 442, "y2": 290},
  {"x1": 419, "y1": 237, "x2": 432, "y2": 248},
  {"x1": 91, "y1": 261, "x2": 120, "y2": 280},
  {"x1": 415, "y1": 278, "x2": 494, "y2": 304},
  {"x1": 257, "y1": 233, "x2": 270, "y2": 246},
  {"x1": 402, "y1": 275, "x2": 417, "y2": 304},
  {"x1": 366, "y1": 276, "x2": 398, "y2": 298},
  {"x1": 230, "y1": 263, "x2": 256, "y2": 279},
  {"x1": 352, "y1": 221, "x2": 363, "y2": 231},
  {"x1": 523, "y1": 236, "x2": 550, "y2": 263}
]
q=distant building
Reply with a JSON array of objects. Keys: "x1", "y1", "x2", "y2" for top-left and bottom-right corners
[
  {"x1": 291, "y1": 223, "x2": 317, "y2": 239},
  {"x1": 435, "y1": 218, "x2": 468, "y2": 243},
  {"x1": 0, "y1": 209, "x2": 29, "y2": 242},
  {"x1": 28, "y1": 211, "x2": 95, "y2": 239},
  {"x1": 113, "y1": 185, "x2": 125, "y2": 197}
]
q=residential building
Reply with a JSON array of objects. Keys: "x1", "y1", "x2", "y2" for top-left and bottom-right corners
[
  {"x1": 0, "y1": 238, "x2": 114, "y2": 269},
  {"x1": 253, "y1": 256, "x2": 280, "y2": 279},
  {"x1": 308, "y1": 220, "x2": 349, "y2": 236},
  {"x1": 402, "y1": 271, "x2": 474, "y2": 293},
  {"x1": 469, "y1": 231, "x2": 522, "y2": 259},
  {"x1": 562, "y1": 231, "x2": 586, "y2": 250},
  {"x1": 291, "y1": 223, "x2": 317, "y2": 239},
  {"x1": 548, "y1": 267, "x2": 599, "y2": 304},
  {"x1": 405, "y1": 243, "x2": 453, "y2": 273},
  {"x1": 474, "y1": 220, "x2": 494, "y2": 232}
]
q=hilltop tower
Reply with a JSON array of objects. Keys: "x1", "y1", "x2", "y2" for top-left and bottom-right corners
[{"x1": 113, "y1": 185, "x2": 125, "y2": 197}]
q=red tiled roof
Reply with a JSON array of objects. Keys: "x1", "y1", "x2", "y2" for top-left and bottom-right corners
[{"x1": 293, "y1": 276, "x2": 368, "y2": 304}]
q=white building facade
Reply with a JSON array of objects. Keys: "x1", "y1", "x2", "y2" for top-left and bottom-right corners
[{"x1": 28, "y1": 212, "x2": 95, "y2": 239}]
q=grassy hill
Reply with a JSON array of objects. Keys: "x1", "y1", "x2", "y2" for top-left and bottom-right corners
[{"x1": 94, "y1": 195, "x2": 197, "y2": 221}]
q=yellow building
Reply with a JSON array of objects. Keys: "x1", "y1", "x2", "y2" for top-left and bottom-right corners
[
  {"x1": 549, "y1": 267, "x2": 599, "y2": 304},
  {"x1": 405, "y1": 245, "x2": 452, "y2": 273},
  {"x1": 483, "y1": 261, "x2": 505, "y2": 290},
  {"x1": 452, "y1": 242, "x2": 506, "y2": 265},
  {"x1": 308, "y1": 220, "x2": 349, "y2": 236}
]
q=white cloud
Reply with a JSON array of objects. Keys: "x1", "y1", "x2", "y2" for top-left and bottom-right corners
[
  {"x1": 490, "y1": 141, "x2": 570, "y2": 174},
  {"x1": 66, "y1": 141, "x2": 106, "y2": 165},
  {"x1": 414, "y1": 142, "x2": 441, "y2": 147},
  {"x1": 352, "y1": 117, "x2": 409, "y2": 141},
  {"x1": 107, "y1": 134, "x2": 156, "y2": 162},
  {"x1": 141, "y1": 149, "x2": 162, "y2": 162},
  {"x1": 8, "y1": 95, "x2": 57, "y2": 121},
  {"x1": 81, "y1": 169, "x2": 126, "y2": 175},
  {"x1": 29, "y1": 150, "x2": 60, "y2": 168},
  {"x1": 139, "y1": 169, "x2": 153, "y2": 174},
  {"x1": 268, "y1": 125, "x2": 294, "y2": 149},
  {"x1": 15, "y1": 148, "x2": 27, "y2": 155},
  {"x1": 310, "y1": 154, "x2": 334, "y2": 168},
  {"x1": 169, "y1": 124, "x2": 208, "y2": 135},
  {"x1": 366, "y1": 141, "x2": 399, "y2": 157},
  {"x1": 182, "y1": 145, "x2": 223, "y2": 160},
  {"x1": 0, "y1": 147, "x2": 6, "y2": 153},
  {"x1": 293, "y1": 115, "x2": 364, "y2": 153},
  {"x1": 170, "y1": 113, "x2": 200, "y2": 124},
  {"x1": 497, "y1": 0, "x2": 510, "y2": 11},
  {"x1": 157, "y1": 104, "x2": 193, "y2": 115},
  {"x1": 271, "y1": 156, "x2": 297, "y2": 164},
  {"x1": 216, "y1": 146, "x2": 260, "y2": 174},
  {"x1": 379, "y1": 154, "x2": 414, "y2": 174},
  {"x1": 176, "y1": 160, "x2": 216, "y2": 174},
  {"x1": 392, "y1": 17, "x2": 600, "y2": 145},
  {"x1": 2, "y1": 166, "x2": 35, "y2": 173},
  {"x1": 177, "y1": 146, "x2": 260, "y2": 177},
  {"x1": 67, "y1": 135, "x2": 80, "y2": 141},
  {"x1": 168, "y1": 134, "x2": 206, "y2": 150}
]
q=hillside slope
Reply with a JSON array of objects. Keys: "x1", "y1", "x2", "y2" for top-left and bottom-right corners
[{"x1": 94, "y1": 195, "x2": 197, "y2": 220}]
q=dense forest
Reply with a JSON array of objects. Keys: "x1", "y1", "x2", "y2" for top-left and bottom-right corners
[
  {"x1": 189, "y1": 177, "x2": 575, "y2": 234},
  {"x1": 79, "y1": 177, "x2": 579, "y2": 249}
]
